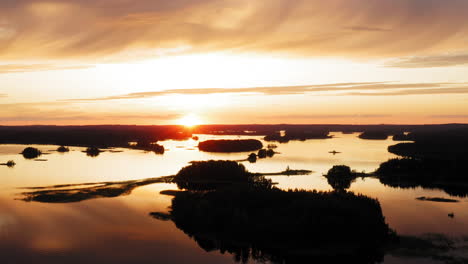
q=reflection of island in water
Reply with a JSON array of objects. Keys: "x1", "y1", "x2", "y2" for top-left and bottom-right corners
[
  {"x1": 20, "y1": 176, "x2": 175, "y2": 203},
  {"x1": 153, "y1": 190, "x2": 392, "y2": 263}
]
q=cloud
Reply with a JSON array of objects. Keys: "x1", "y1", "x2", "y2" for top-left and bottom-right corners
[
  {"x1": 0, "y1": 101, "x2": 180, "y2": 124},
  {"x1": 2, "y1": 0, "x2": 468, "y2": 60},
  {"x1": 429, "y1": 115, "x2": 468, "y2": 119},
  {"x1": 342, "y1": 87, "x2": 468, "y2": 96},
  {"x1": 66, "y1": 82, "x2": 465, "y2": 101},
  {"x1": 0, "y1": 64, "x2": 93, "y2": 73},
  {"x1": 386, "y1": 53, "x2": 468, "y2": 68},
  {"x1": 344, "y1": 26, "x2": 391, "y2": 32},
  {"x1": 0, "y1": 113, "x2": 179, "y2": 122}
]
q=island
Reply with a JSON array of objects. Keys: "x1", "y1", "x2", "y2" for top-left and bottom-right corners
[
  {"x1": 358, "y1": 131, "x2": 389, "y2": 140},
  {"x1": 21, "y1": 147, "x2": 42, "y2": 159},
  {"x1": 198, "y1": 139, "x2": 263, "y2": 153},
  {"x1": 0, "y1": 160, "x2": 16, "y2": 167}
]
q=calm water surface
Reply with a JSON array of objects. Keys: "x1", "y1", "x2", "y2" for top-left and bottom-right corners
[{"x1": 0, "y1": 133, "x2": 466, "y2": 263}]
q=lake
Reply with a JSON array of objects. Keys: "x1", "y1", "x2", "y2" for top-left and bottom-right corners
[{"x1": 0, "y1": 132, "x2": 466, "y2": 264}]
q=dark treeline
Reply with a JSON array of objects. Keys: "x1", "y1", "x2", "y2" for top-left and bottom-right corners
[
  {"x1": 264, "y1": 129, "x2": 332, "y2": 143},
  {"x1": 173, "y1": 160, "x2": 272, "y2": 190},
  {"x1": 1, "y1": 124, "x2": 467, "y2": 147},
  {"x1": 359, "y1": 131, "x2": 389, "y2": 140},
  {"x1": 374, "y1": 125, "x2": 468, "y2": 197},
  {"x1": 0, "y1": 125, "x2": 192, "y2": 148},
  {"x1": 133, "y1": 140, "x2": 165, "y2": 154},
  {"x1": 388, "y1": 124, "x2": 468, "y2": 160},
  {"x1": 322, "y1": 160, "x2": 468, "y2": 198},
  {"x1": 193, "y1": 124, "x2": 468, "y2": 136},
  {"x1": 376, "y1": 158, "x2": 468, "y2": 197}
]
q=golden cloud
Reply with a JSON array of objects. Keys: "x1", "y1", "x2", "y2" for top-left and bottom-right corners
[{"x1": 1, "y1": 0, "x2": 468, "y2": 61}]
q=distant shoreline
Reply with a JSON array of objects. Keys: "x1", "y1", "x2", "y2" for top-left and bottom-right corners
[{"x1": 0, "y1": 124, "x2": 465, "y2": 148}]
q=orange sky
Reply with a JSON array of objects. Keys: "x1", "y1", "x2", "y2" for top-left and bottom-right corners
[{"x1": 1, "y1": 0, "x2": 468, "y2": 125}]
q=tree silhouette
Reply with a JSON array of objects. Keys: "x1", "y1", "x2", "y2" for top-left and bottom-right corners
[
  {"x1": 325, "y1": 165, "x2": 356, "y2": 191},
  {"x1": 21, "y1": 147, "x2": 42, "y2": 159}
]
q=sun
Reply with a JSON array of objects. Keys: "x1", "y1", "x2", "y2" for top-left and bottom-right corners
[{"x1": 177, "y1": 114, "x2": 203, "y2": 127}]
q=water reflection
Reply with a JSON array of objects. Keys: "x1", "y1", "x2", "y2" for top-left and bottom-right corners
[
  {"x1": 20, "y1": 176, "x2": 174, "y2": 203},
  {"x1": 152, "y1": 189, "x2": 392, "y2": 264},
  {"x1": 0, "y1": 184, "x2": 236, "y2": 264},
  {"x1": 379, "y1": 177, "x2": 468, "y2": 198},
  {"x1": 1, "y1": 133, "x2": 468, "y2": 263}
]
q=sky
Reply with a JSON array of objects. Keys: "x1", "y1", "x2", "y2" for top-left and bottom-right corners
[{"x1": 1, "y1": 0, "x2": 468, "y2": 125}]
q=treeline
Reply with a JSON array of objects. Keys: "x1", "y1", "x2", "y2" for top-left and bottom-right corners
[
  {"x1": 0, "y1": 125, "x2": 191, "y2": 148},
  {"x1": 264, "y1": 129, "x2": 332, "y2": 143},
  {"x1": 173, "y1": 160, "x2": 272, "y2": 190},
  {"x1": 193, "y1": 124, "x2": 468, "y2": 136},
  {"x1": 372, "y1": 126, "x2": 468, "y2": 197}
]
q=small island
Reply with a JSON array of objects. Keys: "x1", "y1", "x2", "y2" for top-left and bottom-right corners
[
  {"x1": 416, "y1": 197, "x2": 459, "y2": 203},
  {"x1": 57, "y1": 146, "x2": 70, "y2": 153},
  {"x1": 0, "y1": 160, "x2": 16, "y2": 168},
  {"x1": 324, "y1": 165, "x2": 361, "y2": 191},
  {"x1": 85, "y1": 146, "x2": 103, "y2": 157},
  {"x1": 21, "y1": 147, "x2": 42, "y2": 159},
  {"x1": 173, "y1": 160, "x2": 272, "y2": 190},
  {"x1": 198, "y1": 139, "x2": 263, "y2": 153},
  {"x1": 246, "y1": 148, "x2": 276, "y2": 163},
  {"x1": 131, "y1": 141, "x2": 165, "y2": 154}
]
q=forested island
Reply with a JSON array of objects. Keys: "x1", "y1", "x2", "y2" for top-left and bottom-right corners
[
  {"x1": 358, "y1": 131, "x2": 389, "y2": 140},
  {"x1": 198, "y1": 139, "x2": 263, "y2": 153}
]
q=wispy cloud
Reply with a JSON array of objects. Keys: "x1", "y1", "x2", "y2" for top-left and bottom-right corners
[
  {"x1": 0, "y1": 104, "x2": 180, "y2": 124},
  {"x1": 386, "y1": 53, "x2": 468, "y2": 68},
  {"x1": 344, "y1": 26, "x2": 391, "y2": 32},
  {"x1": 0, "y1": 64, "x2": 93, "y2": 74},
  {"x1": 65, "y1": 82, "x2": 466, "y2": 101},
  {"x1": 0, "y1": 113, "x2": 180, "y2": 122},
  {"x1": 343, "y1": 87, "x2": 468, "y2": 96},
  {"x1": 429, "y1": 115, "x2": 468, "y2": 119},
  {"x1": 1, "y1": 0, "x2": 468, "y2": 60}
]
